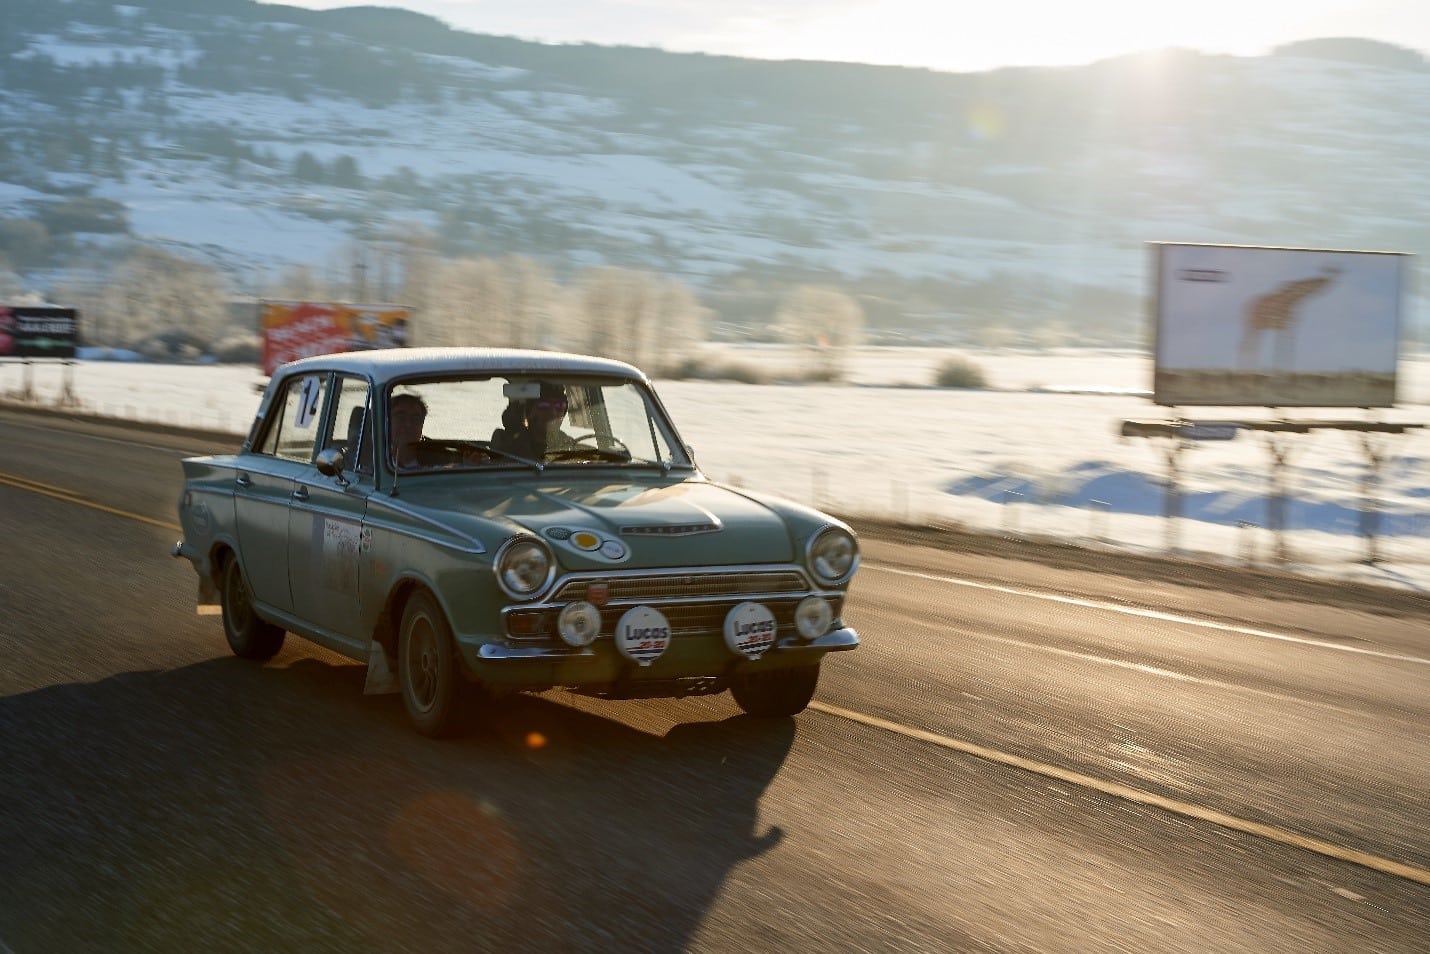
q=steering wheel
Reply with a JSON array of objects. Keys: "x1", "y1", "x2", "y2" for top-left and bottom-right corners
[{"x1": 574, "y1": 433, "x2": 629, "y2": 453}]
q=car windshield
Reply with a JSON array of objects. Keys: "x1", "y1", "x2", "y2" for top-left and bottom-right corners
[{"x1": 386, "y1": 373, "x2": 693, "y2": 473}]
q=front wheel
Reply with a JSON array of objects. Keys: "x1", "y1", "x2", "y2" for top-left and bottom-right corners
[
  {"x1": 399, "y1": 591, "x2": 473, "y2": 738},
  {"x1": 220, "y1": 555, "x2": 285, "y2": 660},
  {"x1": 730, "y1": 665, "x2": 821, "y2": 717}
]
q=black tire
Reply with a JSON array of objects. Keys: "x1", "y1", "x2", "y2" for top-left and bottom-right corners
[
  {"x1": 730, "y1": 665, "x2": 821, "y2": 717},
  {"x1": 399, "y1": 591, "x2": 472, "y2": 738},
  {"x1": 220, "y1": 554, "x2": 285, "y2": 661}
]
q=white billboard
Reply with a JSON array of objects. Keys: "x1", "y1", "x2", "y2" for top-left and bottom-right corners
[{"x1": 1152, "y1": 243, "x2": 1407, "y2": 407}]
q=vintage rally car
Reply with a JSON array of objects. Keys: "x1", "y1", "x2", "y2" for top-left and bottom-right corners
[{"x1": 173, "y1": 347, "x2": 860, "y2": 736}]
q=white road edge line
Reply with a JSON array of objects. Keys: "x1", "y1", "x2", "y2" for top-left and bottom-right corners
[
  {"x1": 811, "y1": 700, "x2": 1430, "y2": 888},
  {"x1": 865, "y1": 562, "x2": 1430, "y2": 666}
]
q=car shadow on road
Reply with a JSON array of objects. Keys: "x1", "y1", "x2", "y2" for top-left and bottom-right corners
[{"x1": 0, "y1": 655, "x2": 797, "y2": 952}]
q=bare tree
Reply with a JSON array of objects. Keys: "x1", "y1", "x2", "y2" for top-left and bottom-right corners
[
  {"x1": 568, "y1": 267, "x2": 707, "y2": 371},
  {"x1": 49, "y1": 275, "x2": 108, "y2": 345},
  {"x1": 0, "y1": 266, "x2": 28, "y2": 303},
  {"x1": 101, "y1": 247, "x2": 232, "y2": 356},
  {"x1": 648, "y1": 278, "x2": 708, "y2": 371},
  {"x1": 418, "y1": 254, "x2": 563, "y2": 350},
  {"x1": 773, "y1": 285, "x2": 864, "y2": 380},
  {"x1": 394, "y1": 224, "x2": 438, "y2": 341},
  {"x1": 268, "y1": 263, "x2": 325, "y2": 302},
  {"x1": 571, "y1": 267, "x2": 644, "y2": 362},
  {"x1": 502, "y1": 255, "x2": 560, "y2": 350},
  {"x1": 430, "y1": 257, "x2": 510, "y2": 346}
]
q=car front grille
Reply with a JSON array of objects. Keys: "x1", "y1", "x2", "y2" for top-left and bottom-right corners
[
  {"x1": 505, "y1": 568, "x2": 839, "y2": 643},
  {"x1": 552, "y1": 569, "x2": 808, "y2": 604}
]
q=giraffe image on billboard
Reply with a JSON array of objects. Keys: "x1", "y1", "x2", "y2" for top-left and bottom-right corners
[{"x1": 1151, "y1": 243, "x2": 1408, "y2": 408}]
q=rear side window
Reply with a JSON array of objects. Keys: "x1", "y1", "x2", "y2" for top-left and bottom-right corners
[
  {"x1": 257, "y1": 373, "x2": 328, "y2": 462},
  {"x1": 325, "y1": 376, "x2": 372, "y2": 474}
]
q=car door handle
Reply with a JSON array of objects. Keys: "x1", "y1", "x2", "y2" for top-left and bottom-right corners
[
  {"x1": 235, "y1": 474, "x2": 252, "y2": 489},
  {"x1": 292, "y1": 486, "x2": 310, "y2": 502}
]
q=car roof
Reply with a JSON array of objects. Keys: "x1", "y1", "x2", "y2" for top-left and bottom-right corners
[{"x1": 275, "y1": 347, "x2": 647, "y2": 386}]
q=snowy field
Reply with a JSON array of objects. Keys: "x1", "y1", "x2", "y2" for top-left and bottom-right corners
[{"x1": 3, "y1": 346, "x2": 1428, "y2": 592}]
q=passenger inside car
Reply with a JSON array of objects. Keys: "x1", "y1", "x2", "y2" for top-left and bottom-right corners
[{"x1": 490, "y1": 381, "x2": 579, "y2": 460}]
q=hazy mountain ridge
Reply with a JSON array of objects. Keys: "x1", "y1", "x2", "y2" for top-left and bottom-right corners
[{"x1": 1, "y1": 0, "x2": 1427, "y2": 343}]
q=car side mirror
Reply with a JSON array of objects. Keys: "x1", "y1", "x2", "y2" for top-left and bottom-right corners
[{"x1": 315, "y1": 447, "x2": 348, "y2": 484}]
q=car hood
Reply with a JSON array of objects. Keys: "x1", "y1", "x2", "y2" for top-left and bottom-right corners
[{"x1": 394, "y1": 475, "x2": 797, "y2": 568}]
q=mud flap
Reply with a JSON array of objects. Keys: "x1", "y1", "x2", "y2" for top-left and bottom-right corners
[
  {"x1": 196, "y1": 577, "x2": 221, "y2": 616},
  {"x1": 363, "y1": 641, "x2": 398, "y2": 695}
]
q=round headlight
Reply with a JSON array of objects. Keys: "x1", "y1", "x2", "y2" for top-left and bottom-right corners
[
  {"x1": 557, "y1": 601, "x2": 602, "y2": 647},
  {"x1": 807, "y1": 526, "x2": 858, "y2": 584},
  {"x1": 794, "y1": 596, "x2": 834, "y2": 640},
  {"x1": 495, "y1": 537, "x2": 554, "y2": 600}
]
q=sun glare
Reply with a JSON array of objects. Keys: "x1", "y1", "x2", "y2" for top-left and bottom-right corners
[
  {"x1": 704, "y1": 0, "x2": 1389, "y2": 72},
  {"x1": 276, "y1": 1, "x2": 1421, "y2": 73}
]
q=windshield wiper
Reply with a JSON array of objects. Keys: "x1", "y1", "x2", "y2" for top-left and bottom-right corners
[
  {"x1": 478, "y1": 446, "x2": 545, "y2": 471},
  {"x1": 545, "y1": 448, "x2": 632, "y2": 464}
]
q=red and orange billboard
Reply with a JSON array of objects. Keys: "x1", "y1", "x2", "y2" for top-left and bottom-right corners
[{"x1": 260, "y1": 301, "x2": 410, "y2": 375}]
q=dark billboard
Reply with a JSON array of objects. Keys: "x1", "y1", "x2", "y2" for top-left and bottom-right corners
[{"x1": 0, "y1": 305, "x2": 80, "y2": 359}]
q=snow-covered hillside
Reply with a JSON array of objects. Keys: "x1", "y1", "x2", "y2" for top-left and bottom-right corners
[{"x1": 2, "y1": 3, "x2": 1429, "y2": 341}]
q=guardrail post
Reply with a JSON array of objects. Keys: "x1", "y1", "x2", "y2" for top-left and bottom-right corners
[
  {"x1": 1002, "y1": 489, "x2": 1022, "y2": 534},
  {"x1": 1089, "y1": 499, "x2": 1109, "y2": 543}
]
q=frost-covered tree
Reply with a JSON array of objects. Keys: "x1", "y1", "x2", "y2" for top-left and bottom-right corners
[
  {"x1": 0, "y1": 266, "x2": 25, "y2": 301},
  {"x1": 773, "y1": 285, "x2": 863, "y2": 380},
  {"x1": 502, "y1": 255, "x2": 561, "y2": 350},
  {"x1": 428, "y1": 257, "x2": 507, "y2": 347},
  {"x1": 568, "y1": 267, "x2": 706, "y2": 371},
  {"x1": 100, "y1": 247, "x2": 232, "y2": 356},
  {"x1": 267, "y1": 263, "x2": 325, "y2": 301},
  {"x1": 418, "y1": 254, "x2": 561, "y2": 349}
]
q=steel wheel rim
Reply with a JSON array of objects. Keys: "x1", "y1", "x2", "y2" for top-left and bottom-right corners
[
  {"x1": 227, "y1": 563, "x2": 253, "y2": 631},
  {"x1": 405, "y1": 614, "x2": 439, "y2": 712}
]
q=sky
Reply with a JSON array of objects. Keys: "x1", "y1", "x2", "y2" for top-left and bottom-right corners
[
  {"x1": 7, "y1": 348, "x2": 1427, "y2": 591},
  {"x1": 269, "y1": 0, "x2": 1429, "y2": 73}
]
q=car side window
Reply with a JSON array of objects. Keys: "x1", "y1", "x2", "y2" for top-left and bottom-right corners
[
  {"x1": 257, "y1": 373, "x2": 328, "y2": 462},
  {"x1": 325, "y1": 376, "x2": 372, "y2": 474}
]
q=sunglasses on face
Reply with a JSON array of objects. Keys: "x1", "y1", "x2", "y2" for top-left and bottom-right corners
[{"x1": 535, "y1": 398, "x2": 568, "y2": 412}]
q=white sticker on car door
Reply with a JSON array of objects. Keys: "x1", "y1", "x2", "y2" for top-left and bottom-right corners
[{"x1": 320, "y1": 516, "x2": 361, "y2": 595}]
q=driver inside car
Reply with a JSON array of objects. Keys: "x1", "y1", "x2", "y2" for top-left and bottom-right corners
[{"x1": 390, "y1": 392, "x2": 434, "y2": 470}]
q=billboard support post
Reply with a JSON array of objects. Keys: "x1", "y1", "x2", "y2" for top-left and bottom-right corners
[
  {"x1": 58, "y1": 360, "x2": 78, "y2": 407},
  {"x1": 1121, "y1": 418, "x2": 1423, "y2": 565},
  {"x1": 1261, "y1": 434, "x2": 1294, "y2": 564},
  {"x1": 1358, "y1": 432, "x2": 1389, "y2": 564},
  {"x1": 1161, "y1": 441, "x2": 1185, "y2": 553}
]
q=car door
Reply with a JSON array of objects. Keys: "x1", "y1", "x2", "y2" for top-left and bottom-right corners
[
  {"x1": 288, "y1": 374, "x2": 373, "y2": 646},
  {"x1": 234, "y1": 371, "x2": 328, "y2": 615}
]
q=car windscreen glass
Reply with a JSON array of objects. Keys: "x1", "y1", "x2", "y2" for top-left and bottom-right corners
[{"x1": 386, "y1": 374, "x2": 691, "y2": 471}]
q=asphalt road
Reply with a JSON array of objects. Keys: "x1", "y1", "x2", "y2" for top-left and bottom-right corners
[{"x1": 1, "y1": 408, "x2": 1428, "y2": 953}]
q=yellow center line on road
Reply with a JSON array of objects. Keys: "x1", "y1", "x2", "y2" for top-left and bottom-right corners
[
  {"x1": 0, "y1": 470, "x2": 181, "y2": 533},
  {"x1": 864, "y1": 561, "x2": 1430, "y2": 666},
  {"x1": 812, "y1": 700, "x2": 1430, "y2": 888}
]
